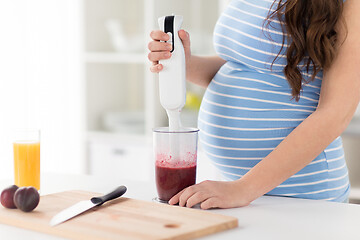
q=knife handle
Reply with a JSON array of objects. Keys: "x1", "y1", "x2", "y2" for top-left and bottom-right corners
[{"x1": 91, "y1": 185, "x2": 127, "y2": 206}]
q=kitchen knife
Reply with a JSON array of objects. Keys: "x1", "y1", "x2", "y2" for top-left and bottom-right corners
[{"x1": 50, "y1": 185, "x2": 127, "y2": 226}]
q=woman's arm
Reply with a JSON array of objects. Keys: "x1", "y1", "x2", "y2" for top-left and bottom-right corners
[
  {"x1": 148, "y1": 30, "x2": 225, "y2": 88},
  {"x1": 186, "y1": 55, "x2": 226, "y2": 87},
  {"x1": 169, "y1": 0, "x2": 360, "y2": 209}
]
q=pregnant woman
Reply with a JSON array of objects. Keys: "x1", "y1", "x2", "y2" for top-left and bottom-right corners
[{"x1": 148, "y1": 0, "x2": 360, "y2": 208}]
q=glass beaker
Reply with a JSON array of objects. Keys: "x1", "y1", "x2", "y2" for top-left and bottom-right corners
[{"x1": 153, "y1": 127, "x2": 199, "y2": 202}]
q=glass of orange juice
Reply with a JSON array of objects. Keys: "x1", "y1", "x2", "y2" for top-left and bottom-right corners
[{"x1": 13, "y1": 129, "x2": 40, "y2": 190}]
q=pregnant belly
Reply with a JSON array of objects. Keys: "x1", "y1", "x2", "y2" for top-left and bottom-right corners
[
  {"x1": 200, "y1": 62, "x2": 320, "y2": 129},
  {"x1": 198, "y1": 64, "x2": 350, "y2": 201},
  {"x1": 198, "y1": 63, "x2": 320, "y2": 169}
]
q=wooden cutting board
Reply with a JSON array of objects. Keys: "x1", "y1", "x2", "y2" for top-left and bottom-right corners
[{"x1": 0, "y1": 190, "x2": 238, "y2": 240}]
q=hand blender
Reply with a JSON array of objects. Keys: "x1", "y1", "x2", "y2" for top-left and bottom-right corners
[{"x1": 158, "y1": 15, "x2": 186, "y2": 131}]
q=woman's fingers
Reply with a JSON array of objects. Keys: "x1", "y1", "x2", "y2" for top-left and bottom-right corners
[
  {"x1": 178, "y1": 29, "x2": 191, "y2": 56},
  {"x1": 185, "y1": 191, "x2": 210, "y2": 208},
  {"x1": 200, "y1": 198, "x2": 219, "y2": 210},
  {"x1": 148, "y1": 41, "x2": 172, "y2": 52},
  {"x1": 168, "y1": 189, "x2": 186, "y2": 205},
  {"x1": 170, "y1": 181, "x2": 250, "y2": 209},
  {"x1": 147, "y1": 40, "x2": 171, "y2": 73},
  {"x1": 148, "y1": 51, "x2": 171, "y2": 62},
  {"x1": 150, "y1": 30, "x2": 170, "y2": 41},
  {"x1": 148, "y1": 29, "x2": 190, "y2": 74},
  {"x1": 178, "y1": 186, "x2": 199, "y2": 207},
  {"x1": 148, "y1": 30, "x2": 171, "y2": 73},
  {"x1": 150, "y1": 64, "x2": 163, "y2": 73}
]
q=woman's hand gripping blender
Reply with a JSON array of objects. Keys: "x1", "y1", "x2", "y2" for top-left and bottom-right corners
[
  {"x1": 148, "y1": 28, "x2": 191, "y2": 75},
  {"x1": 148, "y1": 17, "x2": 250, "y2": 209}
]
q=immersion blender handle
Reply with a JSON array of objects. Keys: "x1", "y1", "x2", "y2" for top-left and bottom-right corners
[{"x1": 158, "y1": 15, "x2": 186, "y2": 112}]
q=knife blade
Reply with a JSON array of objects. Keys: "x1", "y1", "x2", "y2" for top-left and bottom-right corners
[{"x1": 50, "y1": 185, "x2": 127, "y2": 226}]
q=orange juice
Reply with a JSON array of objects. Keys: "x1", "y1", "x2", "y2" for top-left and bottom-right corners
[{"x1": 13, "y1": 141, "x2": 40, "y2": 190}]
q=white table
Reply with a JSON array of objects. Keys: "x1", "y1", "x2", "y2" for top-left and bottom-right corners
[{"x1": 1, "y1": 173, "x2": 360, "y2": 240}]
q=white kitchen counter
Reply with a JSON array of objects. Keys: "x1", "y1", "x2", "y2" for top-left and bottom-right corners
[{"x1": 0, "y1": 173, "x2": 360, "y2": 240}]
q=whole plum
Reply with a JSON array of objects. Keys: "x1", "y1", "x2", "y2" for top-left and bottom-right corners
[
  {"x1": 0, "y1": 185, "x2": 19, "y2": 209},
  {"x1": 14, "y1": 187, "x2": 40, "y2": 212}
]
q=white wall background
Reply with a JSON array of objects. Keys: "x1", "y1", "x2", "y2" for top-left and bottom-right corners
[{"x1": 0, "y1": 0, "x2": 83, "y2": 178}]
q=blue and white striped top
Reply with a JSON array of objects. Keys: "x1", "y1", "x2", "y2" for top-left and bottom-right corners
[{"x1": 198, "y1": 0, "x2": 350, "y2": 202}]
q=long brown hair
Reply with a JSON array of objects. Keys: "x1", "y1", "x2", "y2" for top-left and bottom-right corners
[{"x1": 266, "y1": 0, "x2": 346, "y2": 101}]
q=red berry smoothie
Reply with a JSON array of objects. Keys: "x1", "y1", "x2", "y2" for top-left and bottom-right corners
[{"x1": 155, "y1": 153, "x2": 197, "y2": 201}]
